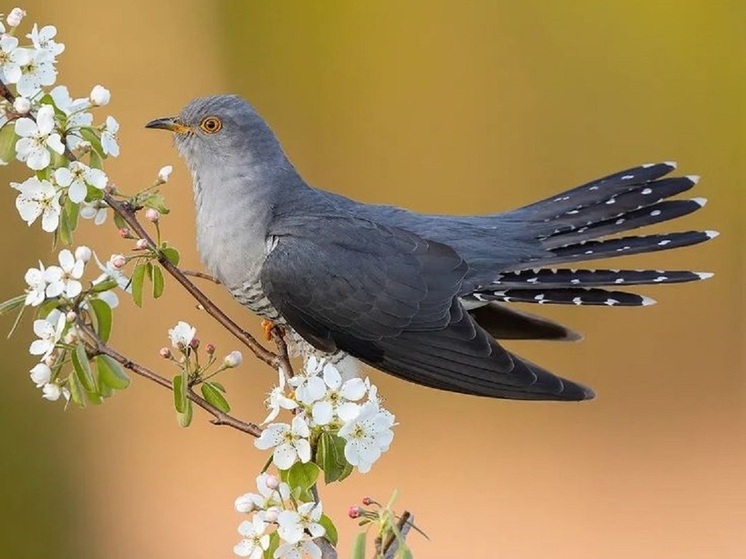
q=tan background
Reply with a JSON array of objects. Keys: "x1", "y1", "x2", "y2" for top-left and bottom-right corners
[{"x1": 0, "y1": 1, "x2": 743, "y2": 558}]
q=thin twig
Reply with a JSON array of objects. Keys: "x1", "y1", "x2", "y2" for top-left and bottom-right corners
[
  {"x1": 77, "y1": 321, "x2": 263, "y2": 437},
  {"x1": 182, "y1": 270, "x2": 221, "y2": 284},
  {"x1": 270, "y1": 325, "x2": 295, "y2": 377}
]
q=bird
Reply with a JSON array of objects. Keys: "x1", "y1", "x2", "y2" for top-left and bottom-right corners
[{"x1": 145, "y1": 94, "x2": 716, "y2": 402}]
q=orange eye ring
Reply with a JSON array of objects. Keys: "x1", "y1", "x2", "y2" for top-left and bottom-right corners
[{"x1": 199, "y1": 116, "x2": 222, "y2": 134}]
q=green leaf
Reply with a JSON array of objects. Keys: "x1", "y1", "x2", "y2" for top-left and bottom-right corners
[
  {"x1": 79, "y1": 127, "x2": 104, "y2": 158},
  {"x1": 201, "y1": 382, "x2": 230, "y2": 413},
  {"x1": 89, "y1": 298, "x2": 112, "y2": 343},
  {"x1": 287, "y1": 461, "x2": 320, "y2": 494},
  {"x1": 67, "y1": 371, "x2": 86, "y2": 408},
  {"x1": 263, "y1": 532, "x2": 280, "y2": 559},
  {"x1": 97, "y1": 355, "x2": 130, "y2": 390},
  {"x1": 0, "y1": 122, "x2": 17, "y2": 164},
  {"x1": 90, "y1": 278, "x2": 118, "y2": 293},
  {"x1": 316, "y1": 432, "x2": 353, "y2": 484},
  {"x1": 141, "y1": 192, "x2": 170, "y2": 214},
  {"x1": 86, "y1": 388, "x2": 103, "y2": 405},
  {"x1": 151, "y1": 265, "x2": 164, "y2": 298},
  {"x1": 131, "y1": 262, "x2": 147, "y2": 307},
  {"x1": 89, "y1": 149, "x2": 104, "y2": 170},
  {"x1": 65, "y1": 196, "x2": 79, "y2": 232},
  {"x1": 0, "y1": 294, "x2": 26, "y2": 316},
  {"x1": 57, "y1": 204, "x2": 73, "y2": 245},
  {"x1": 177, "y1": 399, "x2": 193, "y2": 427},
  {"x1": 351, "y1": 532, "x2": 367, "y2": 559},
  {"x1": 160, "y1": 245, "x2": 180, "y2": 266},
  {"x1": 397, "y1": 547, "x2": 414, "y2": 559},
  {"x1": 209, "y1": 381, "x2": 226, "y2": 392},
  {"x1": 172, "y1": 372, "x2": 187, "y2": 413},
  {"x1": 113, "y1": 212, "x2": 127, "y2": 230},
  {"x1": 318, "y1": 514, "x2": 338, "y2": 546},
  {"x1": 71, "y1": 343, "x2": 97, "y2": 392}
]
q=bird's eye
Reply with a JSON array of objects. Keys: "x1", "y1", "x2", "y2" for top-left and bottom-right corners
[{"x1": 199, "y1": 116, "x2": 222, "y2": 134}]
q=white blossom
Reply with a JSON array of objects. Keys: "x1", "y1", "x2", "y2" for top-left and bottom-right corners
[
  {"x1": 168, "y1": 321, "x2": 196, "y2": 348},
  {"x1": 233, "y1": 516, "x2": 270, "y2": 559},
  {"x1": 79, "y1": 199, "x2": 108, "y2": 225},
  {"x1": 101, "y1": 116, "x2": 119, "y2": 156},
  {"x1": 54, "y1": 161, "x2": 107, "y2": 203},
  {"x1": 12, "y1": 176, "x2": 62, "y2": 232},
  {"x1": 28, "y1": 24, "x2": 65, "y2": 57},
  {"x1": 311, "y1": 362, "x2": 367, "y2": 426},
  {"x1": 50, "y1": 85, "x2": 93, "y2": 150},
  {"x1": 93, "y1": 252, "x2": 131, "y2": 292},
  {"x1": 29, "y1": 363, "x2": 52, "y2": 387},
  {"x1": 15, "y1": 104, "x2": 65, "y2": 170},
  {"x1": 6, "y1": 7, "x2": 25, "y2": 28},
  {"x1": 263, "y1": 369, "x2": 298, "y2": 424},
  {"x1": 29, "y1": 312, "x2": 66, "y2": 359},
  {"x1": 44, "y1": 249, "x2": 85, "y2": 298},
  {"x1": 255, "y1": 415, "x2": 311, "y2": 470},
  {"x1": 158, "y1": 165, "x2": 173, "y2": 182},
  {"x1": 74, "y1": 246, "x2": 92, "y2": 263},
  {"x1": 277, "y1": 501, "x2": 325, "y2": 544},
  {"x1": 0, "y1": 35, "x2": 25, "y2": 84},
  {"x1": 41, "y1": 383, "x2": 62, "y2": 401},
  {"x1": 89, "y1": 84, "x2": 110, "y2": 106},
  {"x1": 223, "y1": 350, "x2": 243, "y2": 368},
  {"x1": 338, "y1": 401, "x2": 395, "y2": 474},
  {"x1": 13, "y1": 96, "x2": 30, "y2": 114},
  {"x1": 15, "y1": 48, "x2": 57, "y2": 98},
  {"x1": 289, "y1": 358, "x2": 326, "y2": 405},
  {"x1": 274, "y1": 539, "x2": 322, "y2": 559},
  {"x1": 24, "y1": 263, "x2": 47, "y2": 306},
  {"x1": 91, "y1": 290, "x2": 119, "y2": 309},
  {"x1": 236, "y1": 472, "x2": 291, "y2": 513}
]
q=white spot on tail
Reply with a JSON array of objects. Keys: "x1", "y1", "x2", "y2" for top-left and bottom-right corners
[
  {"x1": 572, "y1": 297, "x2": 582, "y2": 305},
  {"x1": 686, "y1": 174, "x2": 701, "y2": 184},
  {"x1": 621, "y1": 175, "x2": 634, "y2": 180},
  {"x1": 696, "y1": 272, "x2": 714, "y2": 280},
  {"x1": 705, "y1": 230, "x2": 720, "y2": 239},
  {"x1": 658, "y1": 240, "x2": 672, "y2": 246},
  {"x1": 650, "y1": 209, "x2": 662, "y2": 217},
  {"x1": 664, "y1": 161, "x2": 678, "y2": 169},
  {"x1": 691, "y1": 197, "x2": 707, "y2": 207},
  {"x1": 641, "y1": 296, "x2": 657, "y2": 306},
  {"x1": 642, "y1": 188, "x2": 653, "y2": 195}
]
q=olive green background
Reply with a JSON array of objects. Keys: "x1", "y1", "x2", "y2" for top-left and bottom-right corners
[{"x1": 0, "y1": 2, "x2": 743, "y2": 558}]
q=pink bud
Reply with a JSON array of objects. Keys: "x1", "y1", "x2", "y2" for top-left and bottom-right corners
[
  {"x1": 189, "y1": 337, "x2": 200, "y2": 350},
  {"x1": 13, "y1": 97, "x2": 30, "y2": 114},
  {"x1": 111, "y1": 255, "x2": 126, "y2": 269},
  {"x1": 118, "y1": 227, "x2": 130, "y2": 238},
  {"x1": 362, "y1": 496, "x2": 373, "y2": 506},
  {"x1": 145, "y1": 208, "x2": 160, "y2": 223},
  {"x1": 348, "y1": 506, "x2": 361, "y2": 519},
  {"x1": 6, "y1": 8, "x2": 26, "y2": 27},
  {"x1": 265, "y1": 474, "x2": 280, "y2": 489},
  {"x1": 159, "y1": 347, "x2": 172, "y2": 359},
  {"x1": 205, "y1": 343, "x2": 216, "y2": 355},
  {"x1": 135, "y1": 239, "x2": 148, "y2": 250}
]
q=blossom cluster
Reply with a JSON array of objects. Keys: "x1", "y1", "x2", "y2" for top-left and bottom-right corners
[
  {"x1": 233, "y1": 473, "x2": 327, "y2": 559},
  {"x1": 257, "y1": 356, "x2": 396, "y2": 474},
  {"x1": 0, "y1": 11, "x2": 119, "y2": 234},
  {"x1": 22, "y1": 246, "x2": 129, "y2": 402}
]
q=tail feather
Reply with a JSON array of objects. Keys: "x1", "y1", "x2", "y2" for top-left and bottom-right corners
[
  {"x1": 491, "y1": 268, "x2": 711, "y2": 288},
  {"x1": 469, "y1": 287, "x2": 655, "y2": 307},
  {"x1": 522, "y1": 162, "x2": 678, "y2": 220}
]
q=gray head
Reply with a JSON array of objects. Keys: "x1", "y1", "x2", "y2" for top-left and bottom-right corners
[{"x1": 145, "y1": 94, "x2": 292, "y2": 176}]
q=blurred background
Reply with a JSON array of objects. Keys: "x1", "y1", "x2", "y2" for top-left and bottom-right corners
[{"x1": 0, "y1": 1, "x2": 743, "y2": 558}]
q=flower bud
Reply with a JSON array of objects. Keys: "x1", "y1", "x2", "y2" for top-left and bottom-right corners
[
  {"x1": 74, "y1": 245, "x2": 92, "y2": 263},
  {"x1": 66, "y1": 311, "x2": 77, "y2": 323},
  {"x1": 362, "y1": 496, "x2": 373, "y2": 506},
  {"x1": 159, "y1": 347, "x2": 172, "y2": 359},
  {"x1": 189, "y1": 337, "x2": 200, "y2": 350},
  {"x1": 43, "y1": 355, "x2": 56, "y2": 367},
  {"x1": 135, "y1": 239, "x2": 148, "y2": 250},
  {"x1": 6, "y1": 7, "x2": 26, "y2": 27},
  {"x1": 42, "y1": 383, "x2": 62, "y2": 401},
  {"x1": 348, "y1": 505, "x2": 361, "y2": 519},
  {"x1": 158, "y1": 165, "x2": 173, "y2": 183},
  {"x1": 205, "y1": 343, "x2": 216, "y2": 355},
  {"x1": 111, "y1": 254, "x2": 126, "y2": 269},
  {"x1": 30, "y1": 363, "x2": 52, "y2": 387},
  {"x1": 89, "y1": 85, "x2": 111, "y2": 106},
  {"x1": 234, "y1": 494, "x2": 255, "y2": 514},
  {"x1": 145, "y1": 208, "x2": 160, "y2": 223},
  {"x1": 223, "y1": 350, "x2": 243, "y2": 368},
  {"x1": 265, "y1": 474, "x2": 280, "y2": 490},
  {"x1": 63, "y1": 329, "x2": 79, "y2": 344},
  {"x1": 118, "y1": 227, "x2": 131, "y2": 238},
  {"x1": 13, "y1": 97, "x2": 30, "y2": 114}
]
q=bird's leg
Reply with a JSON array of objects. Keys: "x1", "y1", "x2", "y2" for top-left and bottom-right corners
[{"x1": 260, "y1": 319, "x2": 275, "y2": 341}]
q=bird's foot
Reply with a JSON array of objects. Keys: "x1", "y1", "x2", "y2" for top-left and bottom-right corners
[{"x1": 261, "y1": 319, "x2": 275, "y2": 341}]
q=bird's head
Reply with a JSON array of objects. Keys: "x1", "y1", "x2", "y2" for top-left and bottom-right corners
[{"x1": 145, "y1": 94, "x2": 287, "y2": 176}]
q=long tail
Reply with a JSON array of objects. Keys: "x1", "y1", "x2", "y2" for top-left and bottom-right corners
[{"x1": 475, "y1": 162, "x2": 717, "y2": 306}]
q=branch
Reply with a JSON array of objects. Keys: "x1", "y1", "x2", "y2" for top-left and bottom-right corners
[
  {"x1": 382, "y1": 511, "x2": 414, "y2": 559},
  {"x1": 77, "y1": 321, "x2": 263, "y2": 437},
  {"x1": 182, "y1": 269, "x2": 221, "y2": 284}
]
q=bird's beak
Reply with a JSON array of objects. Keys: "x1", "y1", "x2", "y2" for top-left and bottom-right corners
[{"x1": 145, "y1": 116, "x2": 191, "y2": 134}]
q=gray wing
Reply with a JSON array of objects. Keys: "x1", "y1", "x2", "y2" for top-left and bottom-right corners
[{"x1": 261, "y1": 215, "x2": 593, "y2": 401}]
